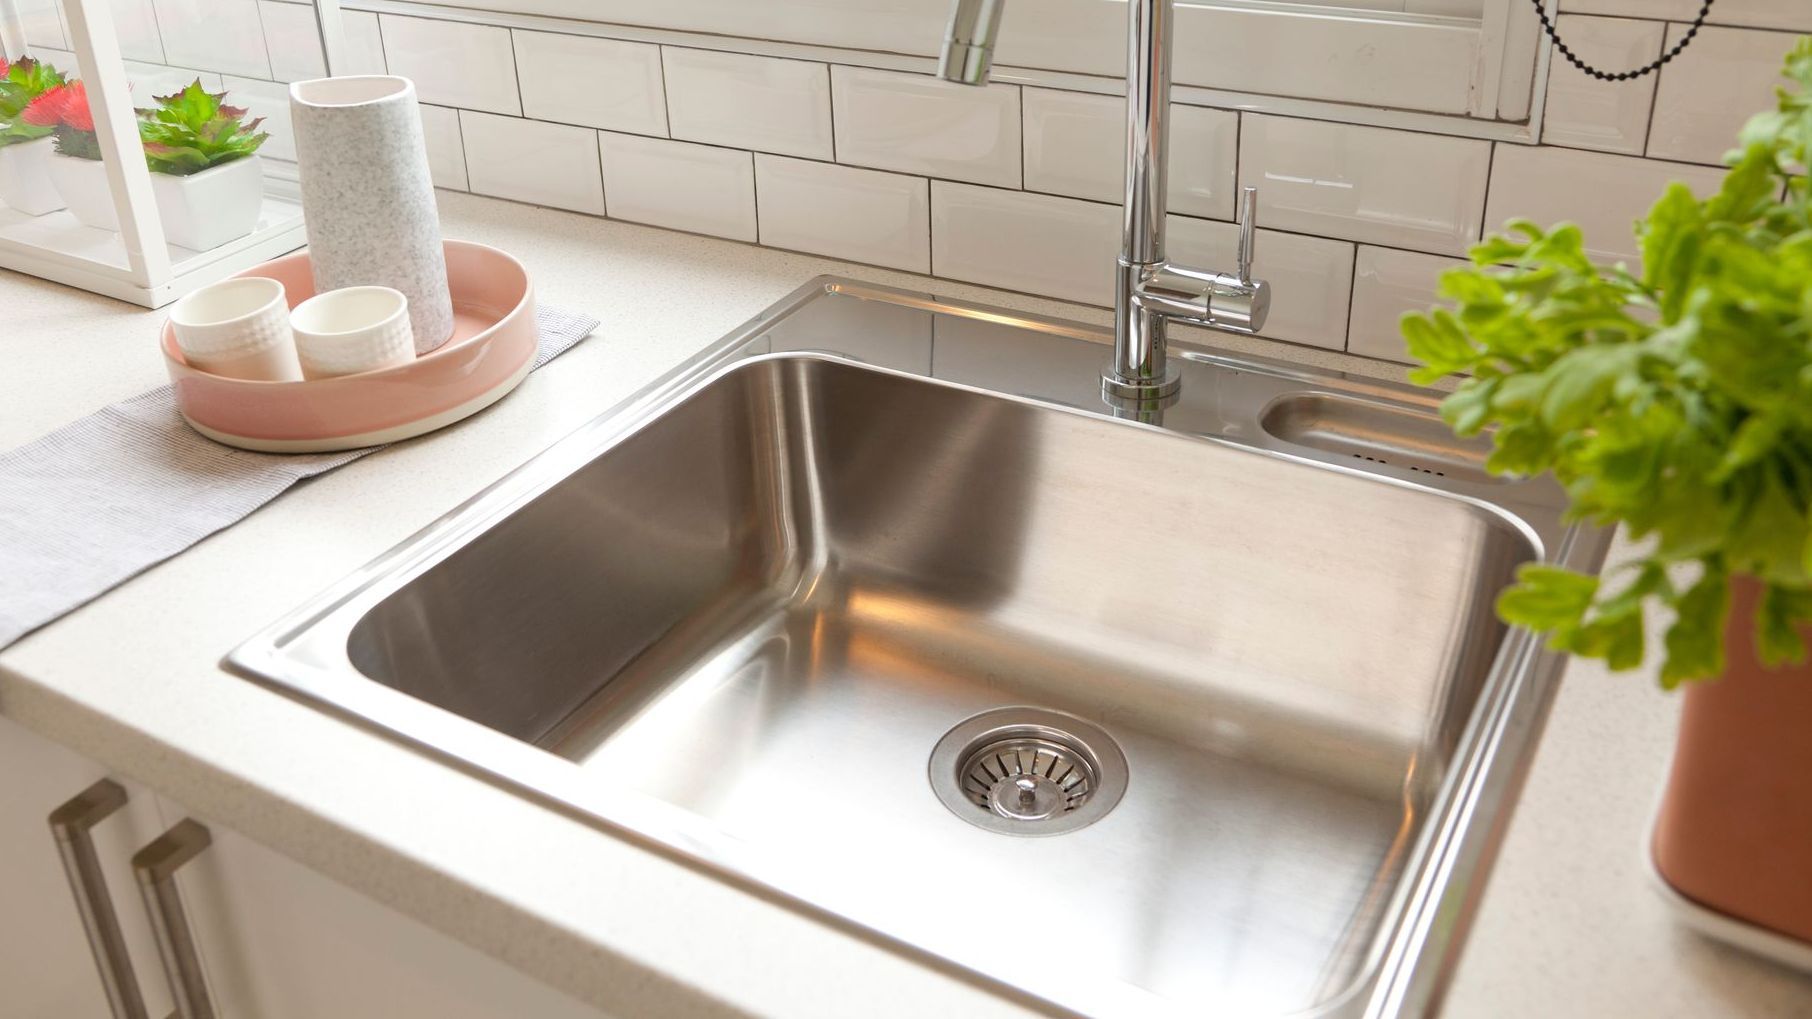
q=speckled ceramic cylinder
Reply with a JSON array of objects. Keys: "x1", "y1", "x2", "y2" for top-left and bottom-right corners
[{"x1": 290, "y1": 75, "x2": 454, "y2": 354}]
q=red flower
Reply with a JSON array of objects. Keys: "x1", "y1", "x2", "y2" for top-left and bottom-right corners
[
  {"x1": 0, "y1": 59, "x2": 10, "y2": 78},
  {"x1": 60, "y1": 81, "x2": 94, "y2": 132},
  {"x1": 20, "y1": 84, "x2": 68, "y2": 127}
]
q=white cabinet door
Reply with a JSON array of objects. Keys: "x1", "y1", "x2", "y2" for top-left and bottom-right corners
[
  {"x1": 0, "y1": 714, "x2": 175, "y2": 1019},
  {"x1": 155, "y1": 794, "x2": 617, "y2": 1019}
]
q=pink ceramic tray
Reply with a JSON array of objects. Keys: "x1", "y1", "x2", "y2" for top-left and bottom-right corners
[{"x1": 161, "y1": 240, "x2": 537, "y2": 452}]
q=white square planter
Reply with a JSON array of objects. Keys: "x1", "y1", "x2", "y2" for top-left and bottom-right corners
[
  {"x1": 47, "y1": 151, "x2": 121, "y2": 231},
  {"x1": 151, "y1": 156, "x2": 264, "y2": 251},
  {"x1": 0, "y1": 137, "x2": 66, "y2": 216}
]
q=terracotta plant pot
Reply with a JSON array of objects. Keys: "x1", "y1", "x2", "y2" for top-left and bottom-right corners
[{"x1": 1652, "y1": 574, "x2": 1812, "y2": 964}]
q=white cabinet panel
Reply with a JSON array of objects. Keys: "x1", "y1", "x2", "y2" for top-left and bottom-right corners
[
  {"x1": 0, "y1": 714, "x2": 175, "y2": 1019},
  {"x1": 155, "y1": 793, "x2": 615, "y2": 1019}
]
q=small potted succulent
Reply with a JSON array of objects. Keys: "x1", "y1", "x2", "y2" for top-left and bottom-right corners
[
  {"x1": 1405, "y1": 40, "x2": 1812, "y2": 964},
  {"x1": 30, "y1": 80, "x2": 121, "y2": 231},
  {"x1": 140, "y1": 80, "x2": 269, "y2": 250},
  {"x1": 0, "y1": 57, "x2": 69, "y2": 215}
]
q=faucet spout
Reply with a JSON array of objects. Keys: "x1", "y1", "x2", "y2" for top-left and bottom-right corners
[{"x1": 937, "y1": 0, "x2": 1006, "y2": 85}]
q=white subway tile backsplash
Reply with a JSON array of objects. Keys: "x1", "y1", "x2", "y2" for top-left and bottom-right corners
[
  {"x1": 259, "y1": 1, "x2": 324, "y2": 83},
  {"x1": 831, "y1": 67, "x2": 1021, "y2": 188},
  {"x1": 1239, "y1": 114, "x2": 1492, "y2": 256},
  {"x1": 129, "y1": 61, "x2": 222, "y2": 98},
  {"x1": 109, "y1": 0, "x2": 166, "y2": 65},
  {"x1": 931, "y1": 183, "x2": 1118, "y2": 304},
  {"x1": 1347, "y1": 246, "x2": 1467, "y2": 363},
  {"x1": 420, "y1": 104, "x2": 468, "y2": 191},
  {"x1": 1648, "y1": 25, "x2": 1797, "y2": 165},
  {"x1": 461, "y1": 112, "x2": 603, "y2": 215},
  {"x1": 17, "y1": 0, "x2": 65, "y2": 49},
  {"x1": 1540, "y1": 15, "x2": 1664, "y2": 156},
  {"x1": 152, "y1": 0, "x2": 269, "y2": 79},
  {"x1": 380, "y1": 15, "x2": 520, "y2": 116},
  {"x1": 1167, "y1": 217, "x2": 1354, "y2": 351},
  {"x1": 1559, "y1": 0, "x2": 1812, "y2": 32},
  {"x1": 513, "y1": 32, "x2": 667, "y2": 136},
  {"x1": 342, "y1": 12, "x2": 388, "y2": 76},
  {"x1": 662, "y1": 48, "x2": 832, "y2": 160},
  {"x1": 221, "y1": 75, "x2": 292, "y2": 161},
  {"x1": 1023, "y1": 89, "x2": 1237, "y2": 220},
  {"x1": 1485, "y1": 144, "x2": 1728, "y2": 266},
  {"x1": 755, "y1": 155, "x2": 929, "y2": 272},
  {"x1": 599, "y1": 133, "x2": 755, "y2": 241}
]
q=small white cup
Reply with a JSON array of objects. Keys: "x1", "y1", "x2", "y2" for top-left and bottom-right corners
[
  {"x1": 168, "y1": 277, "x2": 303, "y2": 382},
  {"x1": 290, "y1": 286, "x2": 415, "y2": 380}
]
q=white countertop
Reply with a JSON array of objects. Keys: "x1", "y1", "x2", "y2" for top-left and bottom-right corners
[{"x1": 4, "y1": 191, "x2": 1809, "y2": 1018}]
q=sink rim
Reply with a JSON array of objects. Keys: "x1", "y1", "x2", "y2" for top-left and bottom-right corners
[{"x1": 225, "y1": 276, "x2": 1609, "y2": 1019}]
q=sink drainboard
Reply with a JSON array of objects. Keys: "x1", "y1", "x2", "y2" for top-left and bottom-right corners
[{"x1": 928, "y1": 707, "x2": 1128, "y2": 836}]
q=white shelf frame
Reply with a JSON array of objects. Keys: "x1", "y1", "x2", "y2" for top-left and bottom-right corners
[{"x1": 0, "y1": 0, "x2": 346, "y2": 307}]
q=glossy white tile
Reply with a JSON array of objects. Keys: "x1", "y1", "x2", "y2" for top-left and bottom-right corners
[
  {"x1": 221, "y1": 76, "x2": 292, "y2": 161},
  {"x1": 831, "y1": 66, "x2": 1020, "y2": 188},
  {"x1": 341, "y1": 11, "x2": 388, "y2": 76},
  {"x1": 1022, "y1": 88, "x2": 1237, "y2": 220},
  {"x1": 513, "y1": 31, "x2": 667, "y2": 136},
  {"x1": 1167, "y1": 216, "x2": 1353, "y2": 351},
  {"x1": 129, "y1": 60, "x2": 222, "y2": 98},
  {"x1": 109, "y1": 0, "x2": 166, "y2": 65},
  {"x1": 599, "y1": 133, "x2": 755, "y2": 241},
  {"x1": 1559, "y1": 0, "x2": 1812, "y2": 32},
  {"x1": 1649, "y1": 25, "x2": 1798, "y2": 165},
  {"x1": 260, "y1": 1, "x2": 324, "y2": 83},
  {"x1": 379, "y1": 14, "x2": 520, "y2": 116},
  {"x1": 419, "y1": 104, "x2": 468, "y2": 191},
  {"x1": 460, "y1": 112, "x2": 603, "y2": 215},
  {"x1": 16, "y1": 0, "x2": 64, "y2": 49},
  {"x1": 1484, "y1": 144, "x2": 1728, "y2": 267},
  {"x1": 152, "y1": 0, "x2": 269, "y2": 79},
  {"x1": 1238, "y1": 114, "x2": 1492, "y2": 256},
  {"x1": 1347, "y1": 246, "x2": 1468, "y2": 363},
  {"x1": 662, "y1": 48, "x2": 832, "y2": 159},
  {"x1": 930, "y1": 183, "x2": 1118, "y2": 304},
  {"x1": 755, "y1": 155, "x2": 929, "y2": 272},
  {"x1": 1541, "y1": 15, "x2": 1664, "y2": 155}
]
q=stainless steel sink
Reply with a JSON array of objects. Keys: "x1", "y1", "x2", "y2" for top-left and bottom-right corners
[{"x1": 229, "y1": 278, "x2": 1609, "y2": 1018}]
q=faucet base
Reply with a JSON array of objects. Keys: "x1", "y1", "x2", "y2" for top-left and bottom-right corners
[{"x1": 1101, "y1": 363, "x2": 1182, "y2": 400}]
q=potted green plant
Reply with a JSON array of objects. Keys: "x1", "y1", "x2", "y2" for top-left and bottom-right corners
[
  {"x1": 139, "y1": 80, "x2": 269, "y2": 250},
  {"x1": 0, "y1": 57, "x2": 69, "y2": 215},
  {"x1": 31, "y1": 80, "x2": 121, "y2": 231},
  {"x1": 1404, "y1": 39, "x2": 1812, "y2": 967}
]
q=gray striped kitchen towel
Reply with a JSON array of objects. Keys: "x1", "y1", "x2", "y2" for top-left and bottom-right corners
[{"x1": 0, "y1": 305, "x2": 598, "y2": 649}]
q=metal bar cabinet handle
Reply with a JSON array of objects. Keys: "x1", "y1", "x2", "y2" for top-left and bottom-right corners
[
  {"x1": 48, "y1": 779, "x2": 150, "y2": 1019},
  {"x1": 132, "y1": 819, "x2": 218, "y2": 1019}
]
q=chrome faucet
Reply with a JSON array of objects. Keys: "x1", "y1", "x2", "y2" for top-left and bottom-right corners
[{"x1": 939, "y1": 0, "x2": 1270, "y2": 399}]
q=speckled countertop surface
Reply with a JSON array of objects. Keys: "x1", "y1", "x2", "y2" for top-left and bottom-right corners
[{"x1": 3, "y1": 191, "x2": 1809, "y2": 1018}]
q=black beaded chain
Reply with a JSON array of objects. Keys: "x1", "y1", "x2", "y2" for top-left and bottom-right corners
[{"x1": 1530, "y1": 0, "x2": 1716, "y2": 82}]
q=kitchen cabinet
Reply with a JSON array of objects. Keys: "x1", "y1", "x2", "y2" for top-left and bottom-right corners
[
  {"x1": 0, "y1": 715, "x2": 178, "y2": 1019},
  {"x1": 1, "y1": 714, "x2": 612, "y2": 1018}
]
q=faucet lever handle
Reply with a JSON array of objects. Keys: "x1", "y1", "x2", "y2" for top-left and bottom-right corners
[{"x1": 1236, "y1": 187, "x2": 1259, "y2": 284}]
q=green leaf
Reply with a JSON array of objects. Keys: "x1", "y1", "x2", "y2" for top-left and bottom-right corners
[
  {"x1": 1756, "y1": 584, "x2": 1812, "y2": 667},
  {"x1": 1662, "y1": 569, "x2": 1729, "y2": 687},
  {"x1": 1498, "y1": 565, "x2": 1599, "y2": 631}
]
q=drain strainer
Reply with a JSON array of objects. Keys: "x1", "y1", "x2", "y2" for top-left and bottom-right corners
[{"x1": 929, "y1": 707, "x2": 1127, "y2": 836}]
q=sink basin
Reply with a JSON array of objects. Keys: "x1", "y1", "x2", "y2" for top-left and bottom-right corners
[{"x1": 231, "y1": 278, "x2": 1607, "y2": 1018}]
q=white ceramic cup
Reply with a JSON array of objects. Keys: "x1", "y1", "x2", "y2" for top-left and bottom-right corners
[
  {"x1": 168, "y1": 277, "x2": 303, "y2": 382},
  {"x1": 290, "y1": 286, "x2": 415, "y2": 380}
]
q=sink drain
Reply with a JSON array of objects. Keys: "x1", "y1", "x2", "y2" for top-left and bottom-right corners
[{"x1": 929, "y1": 707, "x2": 1127, "y2": 836}]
